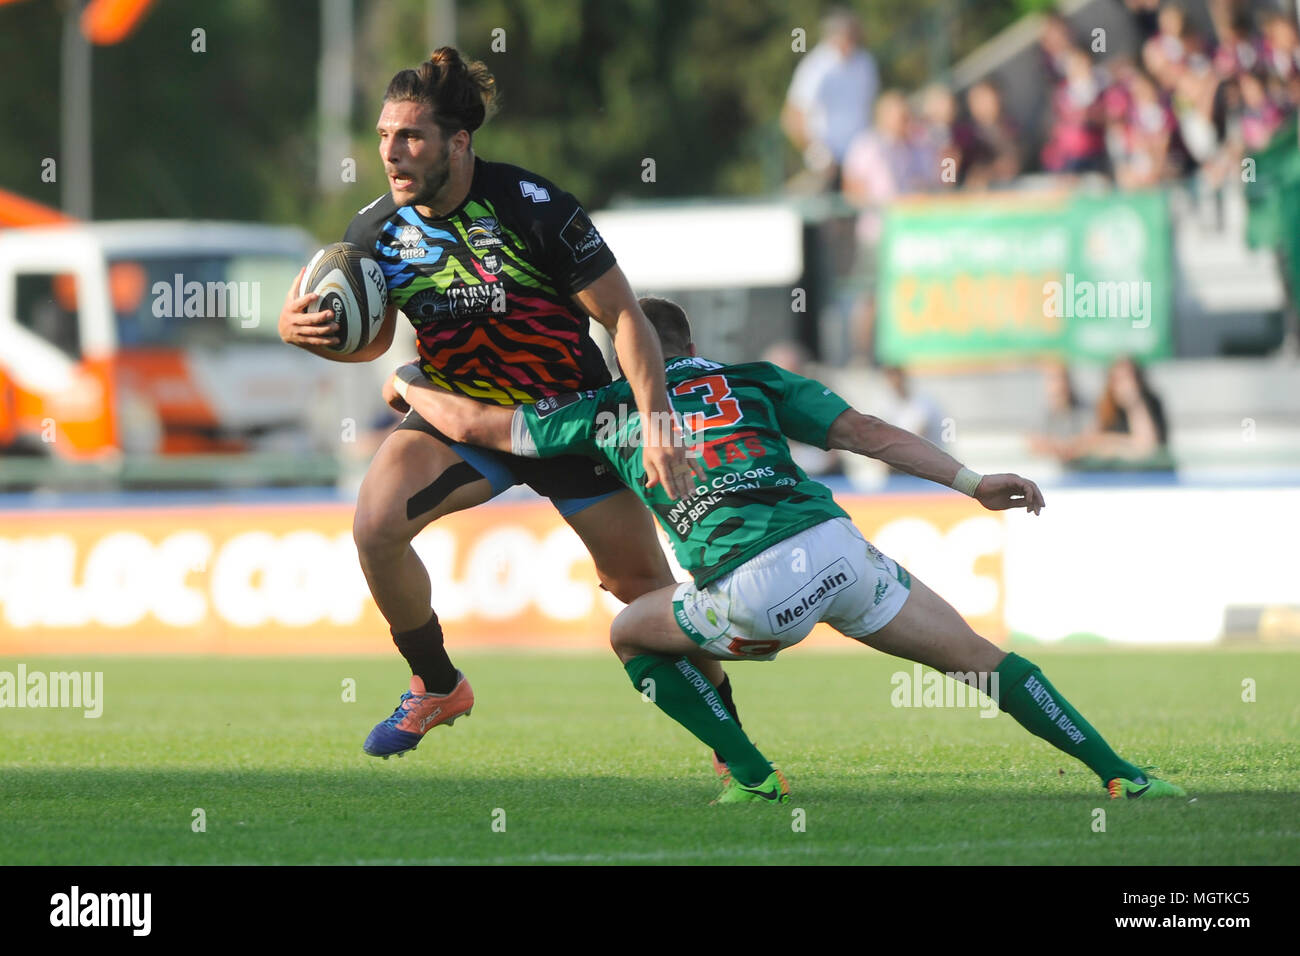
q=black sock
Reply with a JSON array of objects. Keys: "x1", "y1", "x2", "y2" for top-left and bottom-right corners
[
  {"x1": 713, "y1": 674, "x2": 742, "y2": 764},
  {"x1": 391, "y1": 612, "x2": 457, "y2": 694}
]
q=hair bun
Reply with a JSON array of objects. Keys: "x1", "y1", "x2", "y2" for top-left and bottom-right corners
[
  {"x1": 429, "y1": 46, "x2": 463, "y2": 75},
  {"x1": 384, "y1": 46, "x2": 497, "y2": 134}
]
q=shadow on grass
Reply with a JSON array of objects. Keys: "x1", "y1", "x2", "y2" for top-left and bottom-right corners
[{"x1": 4, "y1": 767, "x2": 1296, "y2": 865}]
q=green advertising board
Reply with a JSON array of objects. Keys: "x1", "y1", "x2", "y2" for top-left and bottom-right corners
[{"x1": 876, "y1": 190, "x2": 1173, "y2": 364}]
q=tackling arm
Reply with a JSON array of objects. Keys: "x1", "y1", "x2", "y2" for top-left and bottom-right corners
[
  {"x1": 825, "y1": 409, "x2": 1046, "y2": 514},
  {"x1": 385, "y1": 366, "x2": 515, "y2": 452}
]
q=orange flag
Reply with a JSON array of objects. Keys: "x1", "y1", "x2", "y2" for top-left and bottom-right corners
[{"x1": 81, "y1": 0, "x2": 156, "y2": 45}]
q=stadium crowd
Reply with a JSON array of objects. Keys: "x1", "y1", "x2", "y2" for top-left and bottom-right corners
[
  {"x1": 776, "y1": 3, "x2": 1219, "y2": 472},
  {"x1": 784, "y1": 1, "x2": 1300, "y2": 202}
]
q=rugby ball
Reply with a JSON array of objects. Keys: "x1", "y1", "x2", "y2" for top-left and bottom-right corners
[{"x1": 299, "y1": 242, "x2": 388, "y2": 354}]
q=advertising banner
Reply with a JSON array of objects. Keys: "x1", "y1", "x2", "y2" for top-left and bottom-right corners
[
  {"x1": 876, "y1": 190, "x2": 1173, "y2": 364},
  {"x1": 3, "y1": 486, "x2": 1294, "y2": 653},
  {"x1": 0, "y1": 494, "x2": 1005, "y2": 654}
]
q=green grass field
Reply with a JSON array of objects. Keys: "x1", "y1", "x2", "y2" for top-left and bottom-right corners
[{"x1": 2, "y1": 649, "x2": 1297, "y2": 865}]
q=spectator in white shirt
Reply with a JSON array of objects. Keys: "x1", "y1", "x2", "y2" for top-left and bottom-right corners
[{"x1": 782, "y1": 7, "x2": 881, "y2": 191}]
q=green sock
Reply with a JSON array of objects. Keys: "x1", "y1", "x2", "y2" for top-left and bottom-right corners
[
  {"x1": 995, "y1": 652, "x2": 1144, "y2": 785},
  {"x1": 625, "y1": 654, "x2": 772, "y2": 786}
]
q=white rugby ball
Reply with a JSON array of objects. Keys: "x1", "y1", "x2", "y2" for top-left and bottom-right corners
[{"x1": 299, "y1": 241, "x2": 388, "y2": 354}]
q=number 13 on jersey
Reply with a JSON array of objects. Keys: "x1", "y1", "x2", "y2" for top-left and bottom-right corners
[{"x1": 672, "y1": 375, "x2": 742, "y2": 433}]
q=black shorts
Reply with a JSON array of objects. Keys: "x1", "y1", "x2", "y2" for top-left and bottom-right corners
[{"x1": 395, "y1": 407, "x2": 624, "y2": 516}]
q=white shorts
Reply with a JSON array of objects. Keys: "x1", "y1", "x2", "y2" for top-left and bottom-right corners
[{"x1": 671, "y1": 517, "x2": 912, "y2": 661}]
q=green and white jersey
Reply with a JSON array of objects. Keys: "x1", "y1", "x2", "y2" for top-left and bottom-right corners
[{"x1": 512, "y1": 355, "x2": 853, "y2": 586}]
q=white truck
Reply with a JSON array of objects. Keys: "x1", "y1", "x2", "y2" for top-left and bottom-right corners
[{"x1": 0, "y1": 220, "x2": 389, "y2": 468}]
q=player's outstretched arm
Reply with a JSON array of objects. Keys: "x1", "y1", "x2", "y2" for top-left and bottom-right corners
[
  {"x1": 574, "y1": 267, "x2": 691, "y2": 498},
  {"x1": 384, "y1": 365, "x2": 515, "y2": 452},
  {"x1": 826, "y1": 409, "x2": 1045, "y2": 514}
]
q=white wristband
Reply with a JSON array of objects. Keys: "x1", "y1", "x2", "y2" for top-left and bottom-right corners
[
  {"x1": 393, "y1": 364, "x2": 423, "y2": 401},
  {"x1": 952, "y1": 466, "x2": 983, "y2": 497}
]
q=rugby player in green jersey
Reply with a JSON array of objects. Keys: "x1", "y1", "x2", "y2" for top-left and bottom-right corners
[{"x1": 383, "y1": 297, "x2": 1187, "y2": 805}]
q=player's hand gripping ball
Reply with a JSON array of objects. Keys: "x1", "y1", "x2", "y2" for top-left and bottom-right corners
[{"x1": 298, "y1": 242, "x2": 388, "y2": 355}]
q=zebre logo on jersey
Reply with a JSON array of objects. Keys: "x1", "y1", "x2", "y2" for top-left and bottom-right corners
[{"x1": 467, "y1": 216, "x2": 503, "y2": 248}]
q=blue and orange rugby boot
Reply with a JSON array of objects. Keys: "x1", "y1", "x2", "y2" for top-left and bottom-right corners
[{"x1": 363, "y1": 672, "x2": 474, "y2": 758}]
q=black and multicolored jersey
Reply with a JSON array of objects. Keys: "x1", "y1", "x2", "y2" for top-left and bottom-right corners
[
  {"x1": 344, "y1": 157, "x2": 615, "y2": 405},
  {"x1": 511, "y1": 356, "x2": 854, "y2": 586}
]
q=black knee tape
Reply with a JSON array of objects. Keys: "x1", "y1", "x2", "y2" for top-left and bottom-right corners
[{"x1": 406, "y1": 461, "x2": 484, "y2": 520}]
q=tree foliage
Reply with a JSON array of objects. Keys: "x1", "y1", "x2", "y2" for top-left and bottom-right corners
[{"x1": 0, "y1": 0, "x2": 1021, "y2": 237}]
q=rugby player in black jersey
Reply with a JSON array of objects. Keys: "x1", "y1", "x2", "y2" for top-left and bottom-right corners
[{"x1": 277, "y1": 48, "x2": 727, "y2": 760}]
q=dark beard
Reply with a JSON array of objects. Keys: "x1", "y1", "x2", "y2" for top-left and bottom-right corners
[{"x1": 409, "y1": 143, "x2": 452, "y2": 210}]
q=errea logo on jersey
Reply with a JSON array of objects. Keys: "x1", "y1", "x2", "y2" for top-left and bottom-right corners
[
  {"x1": 397, "y1": 225, "x2": 426, "y2": 261},
  {"x1": 520, "y1": 181, "x2": 551, "y2": 203}
]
